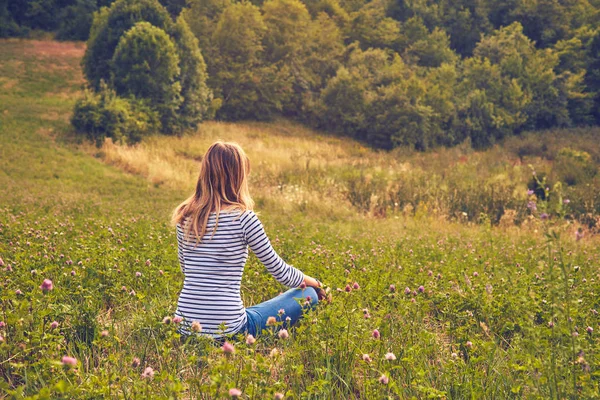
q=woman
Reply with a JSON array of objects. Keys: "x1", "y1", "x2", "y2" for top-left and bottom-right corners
[{"x1": 172, "y1": 141, "x2": 326, "y2": 339}]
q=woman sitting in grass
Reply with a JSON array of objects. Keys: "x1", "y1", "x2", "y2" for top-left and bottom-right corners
[{"x1": 172, "y1": 141, "x2": 327, "y2": 340}]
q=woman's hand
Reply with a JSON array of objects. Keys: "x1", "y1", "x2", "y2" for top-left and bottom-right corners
[{"x1": 302, "y1": 275, "x2": 332, "y2": 303}]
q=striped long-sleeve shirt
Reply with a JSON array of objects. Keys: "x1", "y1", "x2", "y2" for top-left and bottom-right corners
[{"x1": 174, "y1": 209, "x2": 305, "y2": 337}]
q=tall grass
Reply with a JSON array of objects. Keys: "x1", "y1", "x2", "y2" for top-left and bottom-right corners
[{"x1": 2, "y1": 39, "x2": 600, "y2": 399}]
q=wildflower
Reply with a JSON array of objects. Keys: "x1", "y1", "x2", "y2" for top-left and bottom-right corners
[
  {"x1": 0, "y1": 257, "x2": 3, "y2": 267},
  {"x1": 372, "y1": 329, "x2": 380, "y2": 339},
  {"x1": 0, "y1": 335, "x2": 3, "y2": 342},
  {"x1": 378, "y1": 374, "x2": 389, "y2": 385},
  {"x1": 278, "y1": 308, "x2": 285, "y2": 316},
  {"x1": 418, "y1": 285, "x2": 425, "y2": 293},
  {"x1": 540, "y1": 213, "x2": 549, "y2": 220},
  {"x1": 573, "y1": 331, "x2": 579, "y2": 337},
  {"x1": 129, "y1": 290, "x2": 136, "y2": 296},
  {"x1": 385, "y1": 352, "x2": 396, "y2": 360},
  {"x1": 404, "y1": 287, "x2": 411, "y2": 295},
  {"x1": 222, "y1": 341, "x2": 235, "y2": 354},
  {"x1": 162, "y1": 316, "x2": 172, "y2": 325},
  {"x1": 344, "y1": 284, "x2": 352, "y2": 292},
  {"x1": 159, "y1": 270, "x2": 164, "y2": 275},
  {"x1": 15, "y1": 289, "x2": 22, "y2": 295},
  {"x1": 278, "y1": 329, "x2": 289, "y2": 339},
  {"x1": 121, "y1": 286, "x2": 127, "y2": 291},
  {"x1": 548, "y1": 321, "x2": 555, "y2": 328},
  {"x1": 61, "y1": 356, "x2": 77, "y2": 367},
  {"x1": 527, "y1": 189, "x2": 534, "y2": 195},
  {"x1": 269, "y1": 348, "x2": 279, "y2": 357},
  {"x1": 135, "y1": 272, "x2": 142, "y2": 278},
  {"x1": 389, "y1": 284, "x2": 396, "y2": 292},
  {"x1": 466, "y1": 341, "x2": 473, "y2": 348},
  {"x1": 40, "y1": 279, "x2": 53, "y2": 292},
  {"x1": 141, "y1": 366, "x2": 154, "y2": 379},
  {"x1": 299, "y1": 282, "x2": 306, "y2": 289},
  {"x1": 362, "y1": 354, "x2": 372, "y2": 363},
  {"x1": 0, "y1": 321, "x2": 4, "y2": 328},
  {"x1": 70, "y1": 270, "x2": 76, "y2": 276},
  {"x1": 285, "y1": 316, "x2": 291, "y2": 323},
  {"x1": 274, "y1": 393, "x2": 284, "y2": 399},
  {"x1": 50, "y1": 321, "x2": 59, "y2": 329},
  {"x1": 411, "y1": 298, "x2": 416, "y2": 303},
  {"x1": 101, "y1": 330, "x2": 109, "y2": 337},
  {"x1": 451, "y1": 352, "x2": 458, "y2": 358},
  {"x1": 576, "y1": 230, "x2": 584, "y2": 241},
  {"x1": 229, "y1": 388, "x2": 242, "y2": 397},
  {"x1": 191, "y1": 321, "x2": 202, "y2": 332},
  {"x1": 563, "y1": 199, "x2": 570, "y2": 204},
  {"x1": 267, "y1": 316, "x2": 277, "y2": 326},
  {"x1": 145, "y1": 259, "x2": 151, "y2": 266},
  {"x1": 246, "y1": 334, "x2": 256, "y2": 345},
  {"x1": 352, "y1": 282, "x2": 360, "y2": 290},
  {"x1": 527, "y1": 201, "x2": 537, "y2": 211},
  {"x1": 473, "y1": 272, "x2": 479, "y2": 277},
  {"x1": 173, "y1": 316, "x2": 183, "y2": 324},
  {"x1": 485, "y1": 284, "x2": 493, "y2": 294},
  {"x1": 587, "y1": 326, "x2": 593, "y2": 334},
  {"x1": 132, "y1": 357, "x2": 140, "y2": 367}
]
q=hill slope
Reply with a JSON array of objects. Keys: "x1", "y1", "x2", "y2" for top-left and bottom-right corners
[{"x1": 1, "y1": 39, "x2": 600, "y2": 398}]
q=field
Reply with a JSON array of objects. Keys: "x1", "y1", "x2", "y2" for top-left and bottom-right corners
[{"x1": 1, "y1": 39, "x2": 600, "y2": 399}]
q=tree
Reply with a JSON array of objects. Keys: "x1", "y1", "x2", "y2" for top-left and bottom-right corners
[
  {"x1": 170, "y1": 14, "x2": 213, "y2": 128},
  {"x1": 183, "y1": 0, "x2": 231, "y2": 54},
  {"x1": 474, "y1": 22, "x2": 570, "y2": 129},
  {"x1": 56, "y1": 0, "x2": 97, "y2": 40},
  {"x1": 349, "y1": 0, "x2": 401, "y2": 50},
  {"x1": 404, "y1": 27, "x2": 457, "y2": 67},
  {"x1": 209, "y1": 2, "x2": 288, "y2": 120},
  {"x1": 83, "y1": 0, "x2": 173, "y2": 90},
  {"x1": 111, "y1": 21, "x2": 182, "y2": 133}
]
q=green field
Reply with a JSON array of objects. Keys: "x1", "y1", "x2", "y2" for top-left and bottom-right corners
[{"x1": 1, "y1": 39, "x2": 600, "y2": 399}]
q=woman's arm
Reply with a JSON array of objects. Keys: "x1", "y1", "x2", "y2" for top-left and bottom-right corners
[{"x1": 240, "y1": 211, "x2": 304, "y2": 288}]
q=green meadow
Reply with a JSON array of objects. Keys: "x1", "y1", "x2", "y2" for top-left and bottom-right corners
[{"x1": 1, "y1": 39, "x2": 600, "y2": 399}]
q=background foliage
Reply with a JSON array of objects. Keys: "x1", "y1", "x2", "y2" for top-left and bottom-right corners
[{"x1": 6, "y1": 0, "x2": 600, "y2": 149}]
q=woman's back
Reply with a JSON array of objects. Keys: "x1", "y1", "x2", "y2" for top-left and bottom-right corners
[{"x1": 174, "y1": 209, "x2": 304, "y2": 338}]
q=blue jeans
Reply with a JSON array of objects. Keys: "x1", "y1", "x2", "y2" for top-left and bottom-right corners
[{"x1": 244, "y1": 287, "x2": 318, "y2": 337}]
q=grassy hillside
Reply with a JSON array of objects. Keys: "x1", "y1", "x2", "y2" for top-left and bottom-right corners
[{"x1": 1, "y1": 39, "x2": 600, "y2": 399}]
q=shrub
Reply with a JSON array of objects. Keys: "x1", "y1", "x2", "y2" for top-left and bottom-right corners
[{"x1": 71, "y1": 83, "x2": 161, "y2": 146}]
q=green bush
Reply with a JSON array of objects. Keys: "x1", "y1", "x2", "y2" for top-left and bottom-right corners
[
  {"x1": 111, "y1": 21, "x2": 182, "y2": 134},
  {"x1": 76, "y1": 0, "x2": 211, "y2": 142},
  {"x1": 71, "y1": 84, "x2": 161, "y2": 146},
  {"x1": 83, "y1": 0, "x2": 173, "y2": 90}
]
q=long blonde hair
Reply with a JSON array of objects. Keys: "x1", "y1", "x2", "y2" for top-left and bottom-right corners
[{"x1": 172, "y1": 141, "x2": 254, "y2": 243}]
